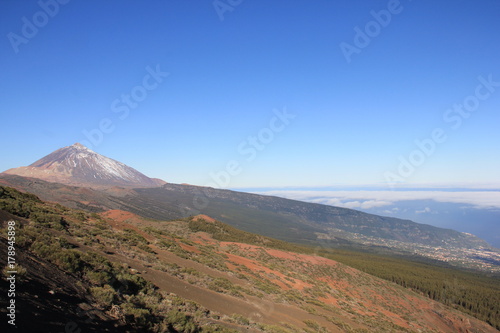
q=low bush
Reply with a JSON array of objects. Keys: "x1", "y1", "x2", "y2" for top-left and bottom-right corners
[{"x1": 90, "y1": 285, "x2": 117, "y2": 307}]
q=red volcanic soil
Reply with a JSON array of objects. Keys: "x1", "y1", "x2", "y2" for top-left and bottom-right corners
[
  {"x1": 192, "y1": 214, "x2": 217, "y2": 223},
  {"x1": 101, "y1": 209, "x2": 141, "y2": 222},
  {"x1": 100, "y1": 210, "x2": 153, "y2": 241},
  {"x1": 265, "y1": 248, "x2": 340, "y2": 266},
  {"x1": 178, "y1": 242, "x2": 202, "y2": 254},
  {"x1": 222, "y1": 247, "x2": 314, "y2": 291},
  {"x1": 191, "y1": 232, "x2": 219, "y2": 247}
]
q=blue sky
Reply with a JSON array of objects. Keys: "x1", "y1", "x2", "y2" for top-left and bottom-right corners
[{"x1": 1, "y1": 0, "x2": 500, "y2": 189}]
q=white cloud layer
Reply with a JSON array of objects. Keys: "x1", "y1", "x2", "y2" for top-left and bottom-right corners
[
  {"x1": 256, "y1": 190, "x2": 500, "y2": 210},
  {"x1": 416, "y1": 207, "x2": 432, "y2": 214}
]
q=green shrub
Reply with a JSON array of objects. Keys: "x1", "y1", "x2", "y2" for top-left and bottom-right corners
[
  {"x1": 73, "y1": 211, "x2": 87, "y2": 221},
  {"x1": 303, "y1": 320, "x2": 320, "y2": 330},
  {"x1": 114, "y1": 272, "x2": 150, "y2": 295},
  {"x1": 230, "y1": 314, "x2": 250, "y2": 326},
  {"x1": 261, "y1": 325, "x2": 295, "y2": 333},
  {"x1": 54, "y1": 250, "x2": 84, "y2": 273},
  {"x1": 137, "y1": 243, "x2": 155, "y2": 254},
  {"x1": 166, "y1": 310, "x2": 199, "y2": 333},
  {"x1": 91, "y1": 285, "x2": 117, "y2": 307},
  {"x1": 122, "y1": 303, "x2": 152, "y2": 327},
  {"x1": 86, "y1": 270, "x2": 112, "y2": 286},
  {"x1": 30, "y1": 241, "x2": 60, "y2": 259},
  {"x1": 118, "y1": 229, "x2": 149, "y2": 246}
]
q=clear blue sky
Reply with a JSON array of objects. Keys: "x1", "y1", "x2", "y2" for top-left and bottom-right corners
[{"x1": 1, "y1": 0, "x2": 499, "y2": 188}]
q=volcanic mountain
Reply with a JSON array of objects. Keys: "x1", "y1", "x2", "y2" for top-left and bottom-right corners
[{"x1": 2, "y1": 143, "x2": 165, "y2": 188}]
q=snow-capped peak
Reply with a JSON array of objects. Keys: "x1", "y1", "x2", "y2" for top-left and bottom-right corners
[{"x1": 4, "y1": 143, "x2": 165, "y2": 187}]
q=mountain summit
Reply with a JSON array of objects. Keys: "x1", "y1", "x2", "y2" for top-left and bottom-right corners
[{"x1": 2, "y1": 143, "x2": 165, "y2": 187}]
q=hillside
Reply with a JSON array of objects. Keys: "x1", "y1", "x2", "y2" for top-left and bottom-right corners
[
  {"x1": 1, "y1": 186, "x2": 499, "y2": 332},
  {"x1": 2, "y1": 173, "x2": 497, "y2": 273},
  {"x1": 136, "y1": 184, "x2": 489, "y2": 248}
]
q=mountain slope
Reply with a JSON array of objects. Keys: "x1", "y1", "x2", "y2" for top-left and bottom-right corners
[
  {"x1": 0, "y1": 173, "x2": 497, "y2": 273},
  {"x1": 1, "y1": 186, "x2": 498, "y2": 332},
  {"x1": 3, "y1": 143, "x2": 165, "y2": 187},
  {"x1": 124, "y1": 184, "x2": 491, "y2": 252}
]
